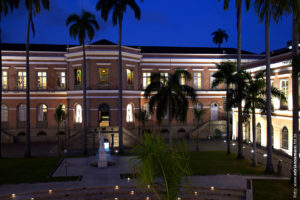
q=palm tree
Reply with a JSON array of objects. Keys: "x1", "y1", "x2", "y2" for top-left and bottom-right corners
[
  {"x1": 144, "y1": 70, "x2": 196, "y2": 144},
  {"x1": 218, "y1": 0, "x2": 251, "y2": 159},
  {"x1": 193, "y1": 107, "x2": 205, "y2": 152},
  {"x1": 66, "y1": 10, "x2": 99, "y2": 155},
  {"x1": 211, "y1": 29, "x2": 229, "y2": 48},
  {"x1": 132, "y1": 134, "x2": 191, "y2": 200},
  {"x1": 24, "y1": 0, "x2": 49, "y2": 158},
  {"x1": 278, "y1": 0, "x2": 300, "y2": 185},
  {"x1": 254, "y1": 0, "x2": 285, "y2": 174},
  {"x1": 242, "y1": 70, "x2": 286, "y2": 167},
  {"x1": 135, "y1": 109, "x2": 149, "y2": 136},
  {"x1": 54, "y1": 104, "x2": 68, "y2": 156},
  {"x1": 212, "y1": 62, "x2": 236, "y2": 155},
  {"x1": 96, "y1": 0, "x2": 143, "y2": 152},
  {"x1": 0, "y1": 0, "x2": 19, "y2": 159}
]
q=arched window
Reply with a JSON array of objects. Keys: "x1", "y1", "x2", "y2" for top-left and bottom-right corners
[
  {"x1": 18, "y1": 104, "x2": 26, "y2": 122},
  {"x1": 99, "y1": 104, "x2": 110, "y2": 127},
  {"x1": 142, "y1": 103, "x2": 151, "y2": 119},
  {"x1": 210, "y1": 102, "x2": 219, "y2": 121},
  {"x1": 281, "y1": 127, "x2": 289, "y2": 150},
  {"x1": 256, "y1": 123, "x2": 261, "y2": 145},
  {"x1": 75, "y1": 104, "x2": 82, "y2": 123},
  {"x1": 126, "y1": 104, "x2": 134, "y2": 122},
  {"x1": 1, "y1": 104, "x2": 8, "y2": 122},
  {"x1": 37, "y1": 104, "x2": 47, "y2": 122}
]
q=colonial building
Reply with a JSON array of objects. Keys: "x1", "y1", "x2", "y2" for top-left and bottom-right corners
[
  {"x1": 232, "y1": 44, "x2": 300, "y2": 156},
  {"x1": 0, "y1": 39, "x2": 262, "y2": 148}
]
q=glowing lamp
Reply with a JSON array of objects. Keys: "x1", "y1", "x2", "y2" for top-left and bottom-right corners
[
  {"x1": 210, "y1": 186, "x2": 215, "y2": 191},
  {"x1": 11, "y1": 194, "x2": 16, "y2": 198},
  {"x1": 194, "y1": 191, "x2": 198, "y2": 195},
  {"x1": 114, "y1": 185, "x2": 119, "y2": 190},
  {"x1": 130, "y1": 191, "x2": 135, "y2": 195},
  {"x1": 48, "y1": 190, "x2": 53, "y2": 194}
]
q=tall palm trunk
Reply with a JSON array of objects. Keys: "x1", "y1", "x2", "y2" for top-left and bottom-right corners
[
  {"x1": 291, "y1": 13, "x2": 299, "y2": 186},
  {"x1": 0, "y1": 28, "x2": 2, "y2": 159},
  {"x1": 226, "y1": 85, "x2": 230, "y2": 154},
  {"x1": 168, "y1": 104, "x2": 172, "y2": 145},
  {"x1": 237, "y1": 4, "x2": 244, "y2": 159},
  {"x1": 265, "y1": 12, "x2": 274, "y2": 173},
  {"x1": 24, "y1": 8, "x2": 32, "y2": 158},
  {"x1": 118, "y1": 19, "x2": 123, "y2": 152},
  {"x1": 252, "y1": 105, "x2": 257, "y2": 167},
  {"x1": 83, "y1": 43, "x2": 88, "y2": 155}
]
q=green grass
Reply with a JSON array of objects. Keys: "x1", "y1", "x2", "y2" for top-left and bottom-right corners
[
  {"x1": 0, "y1": 157, "x2": 79, "y2": 184},
  {"x1": 190, "y1": 151, "x2": 266, "y2": 175},
  {"x1": 253, "y1": 180, "x2": 300, "y2": 200}
]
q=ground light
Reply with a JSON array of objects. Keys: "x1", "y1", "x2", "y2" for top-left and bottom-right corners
[
  {"x1": 48, "y1": 190, "x2": 53, "y2": 194},
  {"x1": 11, "y1": 194, "x2": 15, "y2": 198},
  {"x1": 146, "y1": 197, "x2": 150, "y2": 200},
  {"x1": 114, "y1": 185, "x2": 119, "y2": 190},
  {"x1": 210, "y1": 186, "x2": 215, "y2": 191},
  {"x1": 194, "y1": 191, "x2": 198, "y2": 195},
  {"x1": 130, "y1": 191, "x2": 135, "y2": 195}
]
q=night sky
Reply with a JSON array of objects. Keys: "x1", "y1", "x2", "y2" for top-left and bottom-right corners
[{"x1": 1, "y1": 0, "x2": 292, "y2": 54}]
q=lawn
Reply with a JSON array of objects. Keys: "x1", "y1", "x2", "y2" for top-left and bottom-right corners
[
  {"x1": 0, "y1": 157, "x2": 78, "y2": 184},
  {"x1": 253, "y1": 180, "x2": 300, "y2": 200},
  {"x1": 190, "y1": 151, "x2": 266, "y2": 175}
]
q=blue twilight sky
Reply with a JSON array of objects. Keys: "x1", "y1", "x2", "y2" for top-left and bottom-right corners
[{"x1": 1, "y1": 0, "x2": 293, "y2": 54}]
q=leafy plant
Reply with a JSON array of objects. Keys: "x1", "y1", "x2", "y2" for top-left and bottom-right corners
[{"x1": 132, "y1": 134, "x2": 191, "y2": 200}]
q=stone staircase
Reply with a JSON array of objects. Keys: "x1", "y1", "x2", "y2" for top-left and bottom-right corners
[
  {"x1": 0, "y1": 186, "x2": 246, "y2": 200},
  {"x1": 1, "y1": 130, "x2": 15, "y2": 143}
]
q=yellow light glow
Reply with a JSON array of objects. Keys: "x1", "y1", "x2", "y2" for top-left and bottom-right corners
[
  {"x1": 177, "y1": 197, "x2": 181, "y2": 200},
  {"x1": 11, "y1": 194, "x2": 16, "y2": 198},
  {"x1": 147, "y1": 184, "x2": 151, "y2": 189},
  {"x1": 114, "y1": 198, "x2": 118, "y2": 200},
  {"x1": 127, "y1": 177, "x2": 130, "y2": 181},
  {"x1": 194, "y1": 191, "x2": 198, "y2": 195},
  {"x1": 48, "y1": 190, "x2": 53, "y2": 194},
  {"x1": 114, "y1": 185, "x2": 119, "y2": 190},
  {"x1": 210, "y1": 186, "x2": 215, "y2": 191},
  {"x1": 130, "y1": 191, "x2": 135, "y2": 195},
  {"x1": 146, "y1": 197, "x2": 150, "y2": 200}
]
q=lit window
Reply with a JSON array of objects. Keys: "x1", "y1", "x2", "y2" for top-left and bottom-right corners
[
  {"x1": 17, "y1": 71, "x2": 26, "y2": 90},
  {"x1": 37, "y1": 72, "x2": 47, "y2": 90},
  {"x1": 75, "y1": 104, "x2": 82, "y2": 123},
  {"x1": 1, "y1": 104, "x2": 8, "y2": 122},
  {"x1": 38, "y1": 104, "x2": 47, "y2": 122},
  {"x1": 56, "y1": 71, "x2": 66, "y2": 89},
  {"x1": 126, "y1": 69, "x2": 134, "y2": 86},
  {"x1": 280, "y1": 79, "x2": 288, "y2": 109},
  {"x1": 194, "y1": 72, "x2": 202, "y2": 89},
  {"x1": 281, "y1": 127, "x2": 289, "y2": 150},
  {"x1": 180, "y1": 73, "x2": 185, "y2": 85},
  {"x1": 74, "y1": 69, "x2": 82, "y2": 86},
  {"x1": 18, "y1": 104, "x2": 26, "y2": 122},
  {"x1": 99, "y1": 68, "x2": 109, "y2": 85},
  {"x1": 2, "y1": 71, "x2": 7, "y2": 90},
  {"x1": 142, "y1": 73, "x2": 151, "y2": 89},
  {"x1": 160, "y1": 73, "x2": 168, "y2": 85},
  {"x1": 126, "y1": 104, "x2": 134, "y2": 122}
]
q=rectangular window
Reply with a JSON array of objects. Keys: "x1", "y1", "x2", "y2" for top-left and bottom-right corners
[
  {"x1": 126, "y1": 69, "x2": 134, "y2": 86},
  {"x1": 74, "y1": 69, "x2": 82, "y2": 86},
  {"x1": 194, "y1": 72, "x2": 202, "y2": 89},
  {"x1": 180, "y1": 73, "x2": 185, "y2": 85},
  {"x1": 210, "y1": 72, "x2": 216, "y2": 89},
  {"x1": 37, "y1": 72, "x2": 47, "y2": 90},
  {"x1": 2, "y1": 71, "x2": 8, "y2": 90},
  {"x1": 56, "y1": 71, "x2": 66, "y2": 89},
  {"x1": 280, "y1": 79, "x2": 288, "y2": 109},
  {"x1": 17, "y1": 71, "x2": 26, "y2": 90},
  {"x1": 99, "y1": 68, "x2": 109, "y2": 85},
  {"x1": 160, "y1": 73, "x2": 168, "y2": 85},
  {"x1": 143, "y1": 73, "x2": 151, "y2": 89}
]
